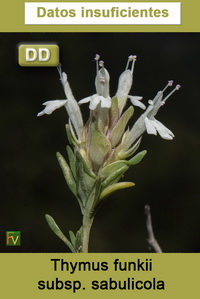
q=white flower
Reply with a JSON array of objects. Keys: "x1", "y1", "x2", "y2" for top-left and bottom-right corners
[
  {"x1": 78, "y1": 55, "x2": 111, "y2": 110},
  {"x1": 115, "y1": 55, "x2": 146, "y2": 113},
  {"x1": 38, "y1": 65, "x2": 84, "y2": 139},
  {"x1": 79, "y1": 94, "x2": 111, "y2": 110},
  {"x1": 95, "y1": 61, "x2": 110, "y2": 98},
  {"x1": 122, "y1": 82, "x2": 180, "y2": 151},
  {"x1": 79, "y1": 55, "x2": 145, "y2": 111},
  {"x1": 116, "y1": 55, "x2": 136, "y2": 99},
  {"x1": 116, "y1": 69, "x2": 133, "y2": 100},
  {"x1": 37, "y1": 100, "x2": 67, "y2": 117},
  {"x1": 128, "y1": 95, "x2": 146, "y2": 110},
  {"x1": 144, "y1": 117, "x2": 174, "y2": 140}
]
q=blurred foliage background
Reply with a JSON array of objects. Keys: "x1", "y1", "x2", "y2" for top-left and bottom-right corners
[{"x1": 0, "y1": 33, "x2": 200, "y2": 252}]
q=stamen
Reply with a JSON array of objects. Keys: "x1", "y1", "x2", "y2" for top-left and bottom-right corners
[
  {"x1": 132, "y1": 55, "x2": 137, "y2": 61},
  {"x1": 125, "y1": 55, "x2": 137, "y2": 73},
  {"x1": 95, "y1": 54, "x2": 100, "y2": 61},
  {"x1": 99, "y1": 60, "x2": 104, "y2": 68},
  {"x1": 162, "y1": 84, "x2": 181, "y2": 103},
  {"x1": 162, "y1": 80, "x2": 173, "y2": 93},
  {"x1": 131, "y1": 55, "x2": 137, "y2": 73},
  {"x1": 95, "y1": 54, "x2": 100, "y2": 74}
]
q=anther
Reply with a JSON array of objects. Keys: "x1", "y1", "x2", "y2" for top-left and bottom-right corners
[
  {"x1": 162, "y1": 84, "x2": 180, "y2": 103},
  {"x1": 162, "y1": 80, "x2": 173, "y2": 93},
  {"x1": 95, "y1": 55, "x2": 100, "y2": 74},
  {"x1": 128, "y1": 55, "x2": 134, "y2": 61},
  {"x1": 95, "y1": 54, "x2": 100, "y2": 61},
  {"x1": 99, "y1": 60, "x2": 104, "y2": 68},
  {"x1": 125, "y1": 55, "x2": 137, "y2": 73}
]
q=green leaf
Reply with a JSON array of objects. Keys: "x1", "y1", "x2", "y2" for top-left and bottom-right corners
[
  {"x1": 76, "y1": 161, "x2": 89, "y2": 204},
  {"x1": 99, "y1": 150, "x2": 146, "y2": 179},
  {"x1": 69, "y1": 120, "x2": 81, "y2": 145},
  {"x1": 45, "y1": 214, "x2": 75, "y2": 252},
  {"x1": 109, "y1": 96, "x2": 119, "y2": 128},
  {"x1": 99, "y1": 160, "x2": 129, "y2": 178},
  {"x1": 99, "y1": 182, "x2": 135, "y2": 200},
  {"x1": 69, "y1": 230, "x2": 76, "y2": 248},
  {"x1": 75, "y1": 227, "x2": 83, "y2": 252},
  {"x1": 127, "y1": 150, "x2": 147, "y2": 166},
  {"x1": 76, "y1": 151, "x2": 96, "y2": 179},
  {"x1": 117, "y1": 137, "x2": 142, "y2": 159},
  {"x1": 89, "y1": 122, "x2": 111, "y2": 170},
  {"x1": 85, "y1": 178, "x2": 102, "y2": 212},
  {"x1": 76, "y1": 155, "x2": 96, "y2": 205},
  {"x1": 118, "y1": 96, "x2": 128, "y2": 116},
  {"x1": 66, "y1": 145, "x2": 77, "y2": 180},
  {"x1": 101, "y1": 165, "x2": 129, "y2": 188},
  {"x1": 111, "y1": 106, "x2": 134, "y2": 148},
  {"x1": 56, "y1": 152, "x2": 77, "y2": 197},
  {"x1": 65, "y1": 124, "x2": 74, "y2": 146}
]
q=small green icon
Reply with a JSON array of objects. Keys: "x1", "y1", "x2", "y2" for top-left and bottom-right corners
[
  {"x1": 6, "y1": 231, "x2": 21, "y2": 246},
  {"x1": 18, "y1": 44, "x2": 59, "y2": 67}
]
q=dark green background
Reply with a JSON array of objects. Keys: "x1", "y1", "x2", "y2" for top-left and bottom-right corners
[{"x1": 0, "y1": 33, "x2": 199, "y2": 252}]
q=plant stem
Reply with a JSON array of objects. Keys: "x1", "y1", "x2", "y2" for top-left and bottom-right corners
[
  {"x1": 144, "y1": 205, "x2": 162, "y2": 253},
  {"x1": 82, "y1": 213, "x2": 94, "y2": 253}
]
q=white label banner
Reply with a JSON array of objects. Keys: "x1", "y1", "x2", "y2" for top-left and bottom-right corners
[{"x1": 25, "y1": 2, "x2": 181, "y2": 25}]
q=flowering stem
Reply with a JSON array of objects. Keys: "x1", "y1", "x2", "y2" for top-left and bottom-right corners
[
  {"x1": 38, "y1": 56, "x2": 178, "y2": 253},
  {"x1": 144, "y1": 205, "x2": 162, "y2": 253},
  {"x1": 82, "y1": 213, "x2": 94, "y2": 253}
]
